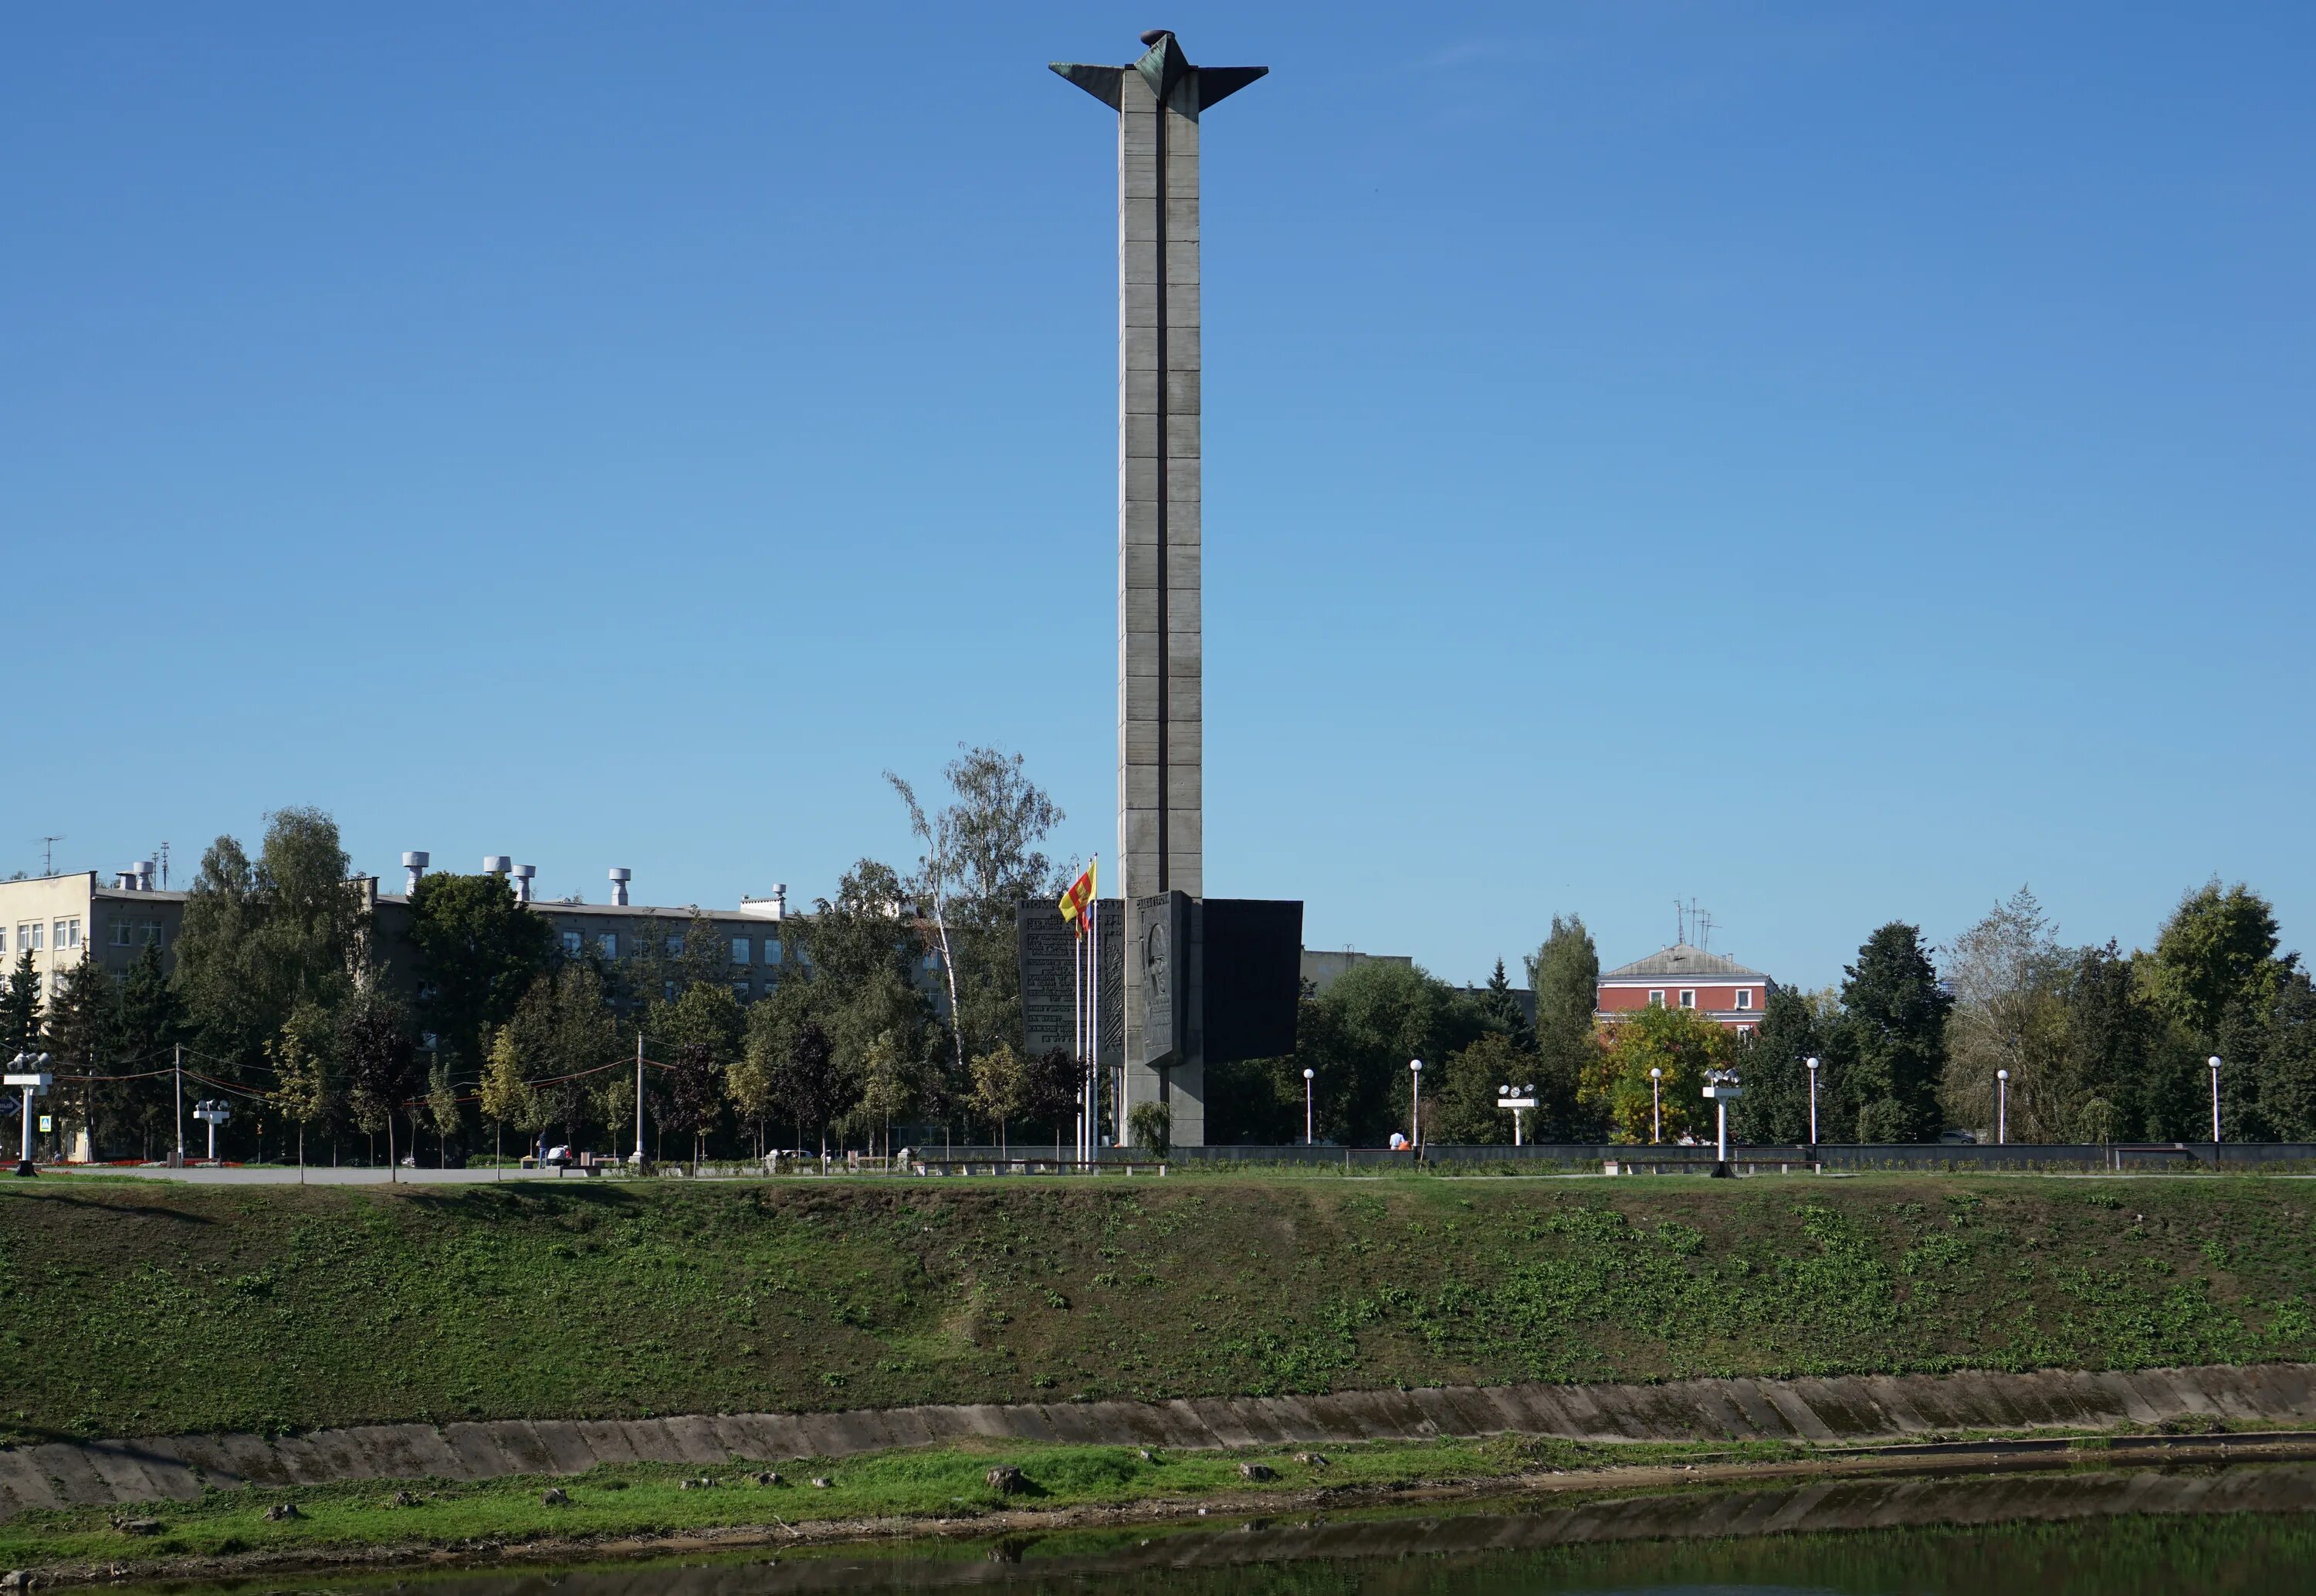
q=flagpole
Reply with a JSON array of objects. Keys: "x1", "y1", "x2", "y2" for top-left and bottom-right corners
[
  {"x1": 1074, "y1": 901, "x2": 1085, "y2": 1165},
  {"x1": 1091, "y1": 856, "x2": 1101, "y2": 1161}
]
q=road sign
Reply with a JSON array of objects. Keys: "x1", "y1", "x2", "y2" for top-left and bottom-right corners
[
  {"x1": 4, "y1": 1074, "x2": 52, "y2": 1090},
  {"x1": 37, "y1": 1116, "x2": 51, "y2": 1134},
  {"x1": 1496, "y1": 1097, "x2": 1539, "y2": 1110}
]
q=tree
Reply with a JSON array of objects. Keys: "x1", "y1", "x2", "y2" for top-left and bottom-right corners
[
  {"x1": 1289, "y1": 960, "x2": 1488, "y2": 1146},
  {"x1": 1734, "y1": 986, "x2": 1831, "y2": 1144},
  {"x1": 889, "y1": 747, "x2": 1066, "y2": 1090},
  {"x1": 1127, "y1": 1099, "x2": 1171, "y2": 1157},
  {"x1": 1587, "y1": 1005, "x2": 1732, "y2": 1145},
  {"x1": 499, "y1": 962, "x2": 615, "y2": 1151},
  {"x1": 171, "y1": 834, "x2": 276, "y2": 1072},
  {"x1": 1526, "y1": 915, "x2": 1602, "y2": 1140},
  {"x1": 662, "y1": 1040, "x2": 723, "y2": 1172},
  {"x1": 1478, "y1": 958, "x2": 1534, "y2": 1050},
  {"x1": 768, "y1": 1019, "x2": 846, "y2": 1158},
  {"x1": 44, "y1": 959, "x2": 120, "y2": 1158},
  {"x1": 1838, "y1": 922, "x2": 1951, "y2": 1141},
  {"x1": 2145, "y1": 881, "x2": 2286, "y2": 1042},
  {"x1": 480, "y1": 1025, "x2": 540, "y2": 1169},
  {"x1": 340, "y1": 986, "x2": 418, "y2": 1181},
  {"x1": 2260, "y1": 972, "x2": 2316, "y2": 1141},
  {"x1": 113, "y1": 944, "x2": 184, "y2": 1159},
  {"x1": 2062, "y1": 942, "x2": 2183, "y2": 1141},
  {"x1": 1939, "y1": 888, "x2": 2073, "y2": 1140},
  {"x1": 1021, "y1": 1045, "x2": 1085, "y2": 1152},
  {"x1": 405, "y1": 872, "x2": 556, "y2": 1075},
  {"x1": 1, "y1": 948, "x2": 39, "y2": 1060},
  {"x1": 269, "y1": 1003, "x2": 338, "y2": 1181},
  {"x1": 252, "y1": 806, "x2": 365, "y2": 1016},
  {"x1": 1429, "y1": 1032, "x2": 1533, "y2": 1145},
  {"x1": 2144, "y1": 881, "x2": 2294, "y2": 1140},
  {"x1": 970, "y1": 1041, "x2": 1030, "y2": 1155}
]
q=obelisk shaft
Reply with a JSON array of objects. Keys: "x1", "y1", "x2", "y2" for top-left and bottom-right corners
[
  {"x1": 1055, "y1": 34, "x2": 1264, "y2": 1151},
  {"x1": 1118, "y1": 64, "x2": 1201, "y2": 909}
]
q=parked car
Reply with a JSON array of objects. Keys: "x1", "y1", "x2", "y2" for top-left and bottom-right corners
[{"x1": 1938, "y1": 1129, "x2": 1978, "y2": 1145}]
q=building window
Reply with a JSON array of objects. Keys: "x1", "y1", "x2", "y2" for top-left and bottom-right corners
[
  {"x1": 924, "y1": 950, "x2": 940, "y2": 971},
  {"x1": 143, "y1": 922, "x2": 162, "y2": 946},
  {"x1": 665, "y1": 935, "x2": 684, "y2": 957},
  {"x1": 56, "y1": 918, "x2": 80, "y2": 951},
  {"x1": 730, "y1": 936, "x2": 750, "y2": 965},
  {"x1": 1734, "y1": 989, "x2": 1753, "y2": 1011},
  {"x1": 24, "y1": 922, "x2": 44, "y2": 952},
  {"x1": 562, "y1": 931, "x2": 582, "y2": 956},
  {"x1": 598, "y1": 932, "x2": 618, "y2": 958},
  {"x1": 111, "y1": 923, "x2": 134, "y2": 948},
  {"x1": 764, "y1": 938, "x2": 782, "y2": 965},
  {"x1": 1647, "y1": 989, "x2": 1664, "y2": 1006},
  {"x1": 663, "y1": 980, "x2": 677, "y2": 1001},
  {"x1": 1678, "y1": 989, "x2": 1696, "y2": 1009},
  {"x1": 0, "y1": 927, "x2": 7, "y2": 954},
  {"x1": 731, "y1": 982, "x2": 750, "y2": 1003}
]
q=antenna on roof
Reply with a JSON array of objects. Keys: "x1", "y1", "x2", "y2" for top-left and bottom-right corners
[
  {"x1": 1695, "y1": 908, "x2": 1716, "y2": 952},
  {"x1": 39, "y1": 837, "x2": 63, "y2": 877}
]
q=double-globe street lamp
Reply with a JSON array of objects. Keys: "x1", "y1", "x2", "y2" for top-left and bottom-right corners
[{"x1": 7, "y1": 1053, "x2": 53, "y2": 1178}]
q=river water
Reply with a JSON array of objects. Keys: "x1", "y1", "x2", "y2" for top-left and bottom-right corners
[{"x1": 168, "y1": 1462, "x2": 2316, "y2": 1596}]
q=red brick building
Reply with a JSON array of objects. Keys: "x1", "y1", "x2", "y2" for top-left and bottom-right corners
[{"x1": 1596, "y1": 943, "x2": 1774, "y2": 1034}]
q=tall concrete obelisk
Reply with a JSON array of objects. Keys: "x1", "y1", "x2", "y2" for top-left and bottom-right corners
[{"x1": 1055, "y1": 31, "x2": 1264, "y2": 1148}]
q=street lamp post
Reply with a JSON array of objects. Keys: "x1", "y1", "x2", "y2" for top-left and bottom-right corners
[
  {"x1": 1650, "y1": 1067, "x2": 1662, "y2": 1145},
  {"x1": 1408, "y1": 1059, "x2": 1423, "y2": 1151},
  {"x1": 1996, "y1": 1068, "x2": 2009, "y2": 1146},
  {"x1": 7, "y1": 1053, "x2": 54, "y2": 1178},
  {"x1": 194, "y1": 1100, "x2": 232, "y2": 1163},
  {"x1": 1702, "y1": 1070, "x2": 1742, "y2": 1168},
  {"x1": 1302, "y1": 1067, "x2": 1315, "y2": 1145},
  {"x1": 2209, "y1": 1056, "x2": 2223, "y2": 1145},
  {"x1": 1805, "y1": 1057, "x2": 1819, "y2": 1146},
  {"x1": 1497, "y1": 1083, "x2": 1537, "y2": 1148}
]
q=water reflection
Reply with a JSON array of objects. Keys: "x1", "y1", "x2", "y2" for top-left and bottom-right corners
[{"x1": 164, "y1": 1462, "x2": 2316, "y2": 1596}]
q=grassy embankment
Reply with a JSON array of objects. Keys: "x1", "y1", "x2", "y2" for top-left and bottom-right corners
[
  {"x1": 3, "y1": 1174, "x2": 2314, "y2": 1444},
  {"x1": 0, "y1": 1433, "x2": 1783, "y2": 1571}
]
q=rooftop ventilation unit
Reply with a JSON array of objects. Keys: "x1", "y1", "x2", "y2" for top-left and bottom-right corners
[
  {"x1": 513, "y1": 864, "x2": 536, "y2": 905},
  {"x1": 483, "y1": 856, "x2": 513, "y2": 875},
  {"x1": 402, "y1": 850, "x2": 430, "y2": 894},
  {"x1": 608, "y1": 867, "x2": 631, "y2": 908}
]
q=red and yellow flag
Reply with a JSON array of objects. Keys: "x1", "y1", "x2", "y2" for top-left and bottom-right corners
[{"x1": 1058, "y1": 860, "x2": 1097, "y2": 935}]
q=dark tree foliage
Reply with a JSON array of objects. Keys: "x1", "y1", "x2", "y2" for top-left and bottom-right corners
[
  {"x1": 1479, "y1": 958, "x2": 1534, "y2": 1050},
  {"x1": 1024, "y1": 1046, "x2": 1085, "y2": 1135},
  {"x1": 1734, "y1": 986, "x2": 1827, "y2": 1145},
  {"x1": 769, "y1": 1019, "x2": 846, "y2": 1155},
  {"x1": 113, "y1": 945, "x2": 185, "y2": 1158},
  {"x1": 662, "y1": 1040, "x2": 724, "y2": 1169},
  {"x1": 44, "y1": 959, "x2": 120, "y2": 1155},
  {"x1": 339, "y1": 986, "x2": 419, "y2": 1175},
  {"x1": 1837, "y1": 922, "x2": 1951, "y2": 1142},
  {"x1": 405, "y1": 872, "x2": 556, "y2": 1071},
  {"x1": 1527, "y1": 915, "x2": 1602, "y2": 1141},
  {"x1": 2, "y1": 949, "x2": 42, "y2": 1061},
  {"x1": 2260, "y1": 972, "x2": 2316, "y2": 1142}
]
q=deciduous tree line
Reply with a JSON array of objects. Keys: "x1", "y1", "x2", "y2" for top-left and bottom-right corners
[
  {"x1": 1210, "y1": 884, "x2": 2316, "y2": 1148},
  {"x1": 9, "y1": 750, "x2": 1085, "y2": 1166}
]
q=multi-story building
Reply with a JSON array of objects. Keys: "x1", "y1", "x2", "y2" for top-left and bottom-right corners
[
  {"x1": 0, "y1": 857, "x2": 945, "y2": 1018},
  {"x1": 1595, "y1": 943, "x2": 1775, "y2": 1034},
  {"x1": 0, "y1": 864, "x2": 185, "y2": 1006}
]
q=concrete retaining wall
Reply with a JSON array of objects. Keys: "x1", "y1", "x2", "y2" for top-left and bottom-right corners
[{"x1": 4, "y1": 1363, "x2": 2312, "y2": 1520}]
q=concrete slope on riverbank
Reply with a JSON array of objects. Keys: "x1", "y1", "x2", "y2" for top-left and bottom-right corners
[{"x1": 3, "y1": 1362, "x2": 2312, "y2": 1520}]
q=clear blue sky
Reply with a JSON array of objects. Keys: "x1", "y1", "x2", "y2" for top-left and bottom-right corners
[{"x1": 5, "y1": 2, "x2": 2311, "y2": 992}]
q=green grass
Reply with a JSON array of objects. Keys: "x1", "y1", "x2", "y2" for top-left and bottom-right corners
[
  {"x1": 0, "y1": 1432, "x2": 1803, "y2": 1573},
  {"x1": 2, "y1": 1175, "x2": 2314, "y2": 1443}
]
